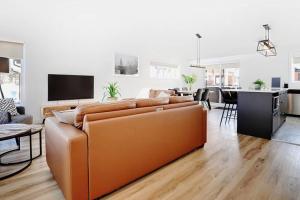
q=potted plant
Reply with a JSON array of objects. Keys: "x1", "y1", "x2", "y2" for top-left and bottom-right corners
[
  {"x1": 253, "y1": 79, "x2": 265, "y2": 90},
  {"x1": 102, "y1": 82, "x2": 121, "y2": 101},
  {"x1": 182, "y1": 74, "x2": 197, "y2": 91}
]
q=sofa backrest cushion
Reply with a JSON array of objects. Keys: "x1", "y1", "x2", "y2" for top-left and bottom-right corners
[
  {"x1": 169, "y1": 96, "x2": 194, "y2": 104},
  {"x1": 149, "y1": 89, "x2": 175, "y2": 98},
  {"x1": 82, "y1": 106, "x2": 163, "y2": 132},
  {"x1": 163, "y1": 101, "x2": 199, "y2": 110},
  {"x1": 135, "y1": 97, "x2": 169, "y2": 108},
  {"x1": 74, "y1": 101, "x2": 136, "y2": 128}
]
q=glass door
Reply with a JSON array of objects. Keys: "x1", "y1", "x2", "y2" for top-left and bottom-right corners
[{"x1": 205, "y1": 63, "x2": 240, "y2": 103}]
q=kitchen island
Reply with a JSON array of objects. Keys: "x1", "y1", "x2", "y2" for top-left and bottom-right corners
[{"x1": 237, "y1": 89, "x2": 288, "y2": 139}]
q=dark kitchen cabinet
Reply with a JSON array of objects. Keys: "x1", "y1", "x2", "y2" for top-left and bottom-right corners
[{"x1": 237, "y1": 90, "x2": 288, "y2": 139}]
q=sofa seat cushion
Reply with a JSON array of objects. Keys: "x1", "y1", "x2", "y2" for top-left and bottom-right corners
[
  {"x1": 135, "y1": 97, "x2": 169, "y2": 108},
  {"x1": 169, "y1": 96, "x2": 194, "y2": 104},
  {"x1": 74, "y1": 101, "x2": 136, "y2": 128},
  {"x1": 0, "y1": 111, "x2": 10, "y2": 124}
]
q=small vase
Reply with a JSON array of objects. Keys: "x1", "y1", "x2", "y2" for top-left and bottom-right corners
[{"x1": 254, "y1": 84, "x2": 261, "y2": 90}]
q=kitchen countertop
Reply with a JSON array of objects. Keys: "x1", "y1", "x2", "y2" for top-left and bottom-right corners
[{"x1": 222, "y1": 88, "x2": 288, "y2": 93}]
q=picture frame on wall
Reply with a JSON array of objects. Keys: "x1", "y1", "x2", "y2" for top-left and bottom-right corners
[{"x1": 114, "y1": 53, "x2": 139, "y2": 76}]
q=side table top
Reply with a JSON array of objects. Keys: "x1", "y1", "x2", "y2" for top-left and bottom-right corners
[{"x1": 0, "y1": 124, "x2": 43, "y2": 141}]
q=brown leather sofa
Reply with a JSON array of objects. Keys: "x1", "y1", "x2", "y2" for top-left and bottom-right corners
[{"x1": 45, "y1": 96, "x2": 207, "y2": 200}]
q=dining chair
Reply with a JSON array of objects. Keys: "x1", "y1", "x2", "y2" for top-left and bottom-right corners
[
  {"x1": 200, "y1": 88, "x2": 211, "y2": 110},
  {"x1": 173, "y1": 88, "x2": 180, "y2": 96},
  {"x1": 193, "y1": 88, "x2": 202, "y2": 101}
]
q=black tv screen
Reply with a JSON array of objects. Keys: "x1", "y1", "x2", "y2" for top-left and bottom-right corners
[{"x1": 48, "y1": 74, "x2": 94, "y2": 101}]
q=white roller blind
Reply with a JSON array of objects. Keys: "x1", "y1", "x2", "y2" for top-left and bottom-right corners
[
  {"x1": 205, "y1": 62, "x2": 240, "y2": 69},
  {"x1": 0, "y1": 41, "x2": 24, "y2": 59},
  {"x1": 293, "y1": 56, "x2": 300, "y2": 65},
  {"x1": 221, "y1": 62, "x2": 240, "y2": 68},
  {"x1": 150, "y1": 61, "x2": 177, "y2": 68}
]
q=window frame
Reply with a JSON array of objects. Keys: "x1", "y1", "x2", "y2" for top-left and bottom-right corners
[
  {"x1": 0, "y1": 58, "x2": 22, "y2": 103},
  {"x1": 290, "y1": 55, "x2": 300, "y2": 83}
]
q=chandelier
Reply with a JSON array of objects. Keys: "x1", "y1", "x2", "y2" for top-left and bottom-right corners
[{"x1": 257, "y1": 24, "x2": 277, "y2": 57}]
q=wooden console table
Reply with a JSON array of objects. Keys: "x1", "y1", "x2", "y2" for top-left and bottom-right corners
[
  {"x1": 41, "y1": 101, "x2": 96, "y2": 122},
  {"x1": 41, "y1": 104, "x2": 78, "y2": 119}
]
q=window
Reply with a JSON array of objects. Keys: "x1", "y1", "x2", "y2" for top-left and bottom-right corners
[
  {"x1": 223, "y1": 67, "x2": 240, "y2": 87},
  {"x1": 0, "y1": 41, "x2": 24, "y2": 103},
  {"x1": 205, "y1": 62, "x2": 240, "y2": 87},
  {"x1": 206, "y1": 65, "x2": 221, "y2": 86},
  {"x1": 291, "y1": 56, "x2": 300, "y2": 82},
  {"x1": 0, "y1": 59, "x2": 21, "y2": 102},
  {"x1": 150, "y1": 62, "x2": 179, "y2": 79}
]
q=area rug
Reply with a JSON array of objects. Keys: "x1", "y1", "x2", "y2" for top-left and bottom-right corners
[{"x1": 272, "y1": 116, "x2": 300, "y2": 146}]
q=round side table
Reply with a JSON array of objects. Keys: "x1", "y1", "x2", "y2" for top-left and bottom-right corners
[{"x1": 0, "y1": 124, "x2": 43, "y2": 180}]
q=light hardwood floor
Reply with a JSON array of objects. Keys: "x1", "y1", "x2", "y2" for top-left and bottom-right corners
[{"x1": 1, "y1": 109, "x2": 300, "y2": 200}]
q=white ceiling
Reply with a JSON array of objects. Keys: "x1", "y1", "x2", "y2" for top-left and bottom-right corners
[{"x1": 1, "y1": 0, "x2": 300, "y2": 62}]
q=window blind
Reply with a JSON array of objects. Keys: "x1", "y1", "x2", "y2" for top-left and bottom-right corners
[
  {"x1": 292, "y1": 56, "x2": 300, "y2": 65},
  {"x1": 0, "y1": 41, "x2": 24, "y2": 59}
]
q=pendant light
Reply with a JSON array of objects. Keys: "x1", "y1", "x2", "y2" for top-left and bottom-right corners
[
  {"x1": 257, "y1": 24, "x2": 277, "y2": 57},
  {"x1": 191, "y1": 33, "x2": 205, "y2": 68}
]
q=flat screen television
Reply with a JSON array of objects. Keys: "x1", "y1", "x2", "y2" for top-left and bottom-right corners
[{"x1": 48, "y1": 74, "x2": 94, "y2": 101}]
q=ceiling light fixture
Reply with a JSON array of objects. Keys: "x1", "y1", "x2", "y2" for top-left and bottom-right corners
[
  {"x1": 257, "y1": 24, "x2": 277, "y2": 57},
  {"x1": 191, "y1": 33, "x2": 205, "y2": 68}
]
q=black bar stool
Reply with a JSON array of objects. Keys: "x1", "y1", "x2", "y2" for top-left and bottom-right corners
[{"x1": 219, "y1": 88, "x2": 237, "y2": 125}]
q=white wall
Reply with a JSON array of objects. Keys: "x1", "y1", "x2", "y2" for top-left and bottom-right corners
[
  {"x1": 201, "y1": 46, "x2": 300, "y2": 90},
  {"x1": 2, "y1": 0, "x2": 300, "y2": 122},
  {"x1": 181, "y1": 66, "x2": 206, "y2": 90},
  {"x1": 23, "y1": 41, "x2": 186, "y2": 122},
  {"x1": 0, "y1": 1, "x2": 198, "y2": 122}
]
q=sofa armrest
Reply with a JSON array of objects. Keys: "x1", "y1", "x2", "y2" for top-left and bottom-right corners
[
  {"x1": 16, "y1": 106, "x2": 25, "y2": 115},
  {"x1": 45, "y1": 117, "x2": 88, "y2": 200}
]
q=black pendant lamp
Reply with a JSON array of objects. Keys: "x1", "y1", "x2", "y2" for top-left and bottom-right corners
[
  {"x1": 191, "y1": 33, "x2": 205, "y2": 68},
  {"x1": 257, "y1": 24, "x2": 277, "y2": 57}
]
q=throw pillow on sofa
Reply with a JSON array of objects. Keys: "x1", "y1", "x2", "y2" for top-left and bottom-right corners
[
  {"x1": 157, "y1": 91, "x2": 171, "y2": 98},
  {"x1": 169, "y1": 96, "x2": 194, "y2": 104},
  {"x1": 149, "y1": 89, "x2": 175, "y2": 98},
  {"x1": 0, "y1": 98, "x2": 18, "y2": 116},
  {"x1": 53, "y1": 110, "x2": 75, "y2": 125}
]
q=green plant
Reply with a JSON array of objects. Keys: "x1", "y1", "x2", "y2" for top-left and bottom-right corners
[
  {"x1": 253, "y1": 79, "x2": 265, "y2": 89},
  {"x1": 102, "y1": 82, "x2": 121, "y2": 101},
  {"x1": 182, "y1": 74, "x2": 197, "y2": 90}
]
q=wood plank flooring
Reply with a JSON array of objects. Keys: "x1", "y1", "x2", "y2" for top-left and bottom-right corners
[{"x1": 1, "y1": 109, "x2": 300, "y2": 200}]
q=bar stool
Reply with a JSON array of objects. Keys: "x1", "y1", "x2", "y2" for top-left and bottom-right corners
[{"x1": 219, "y1": 88, "x2": 237, "y2": 125}]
